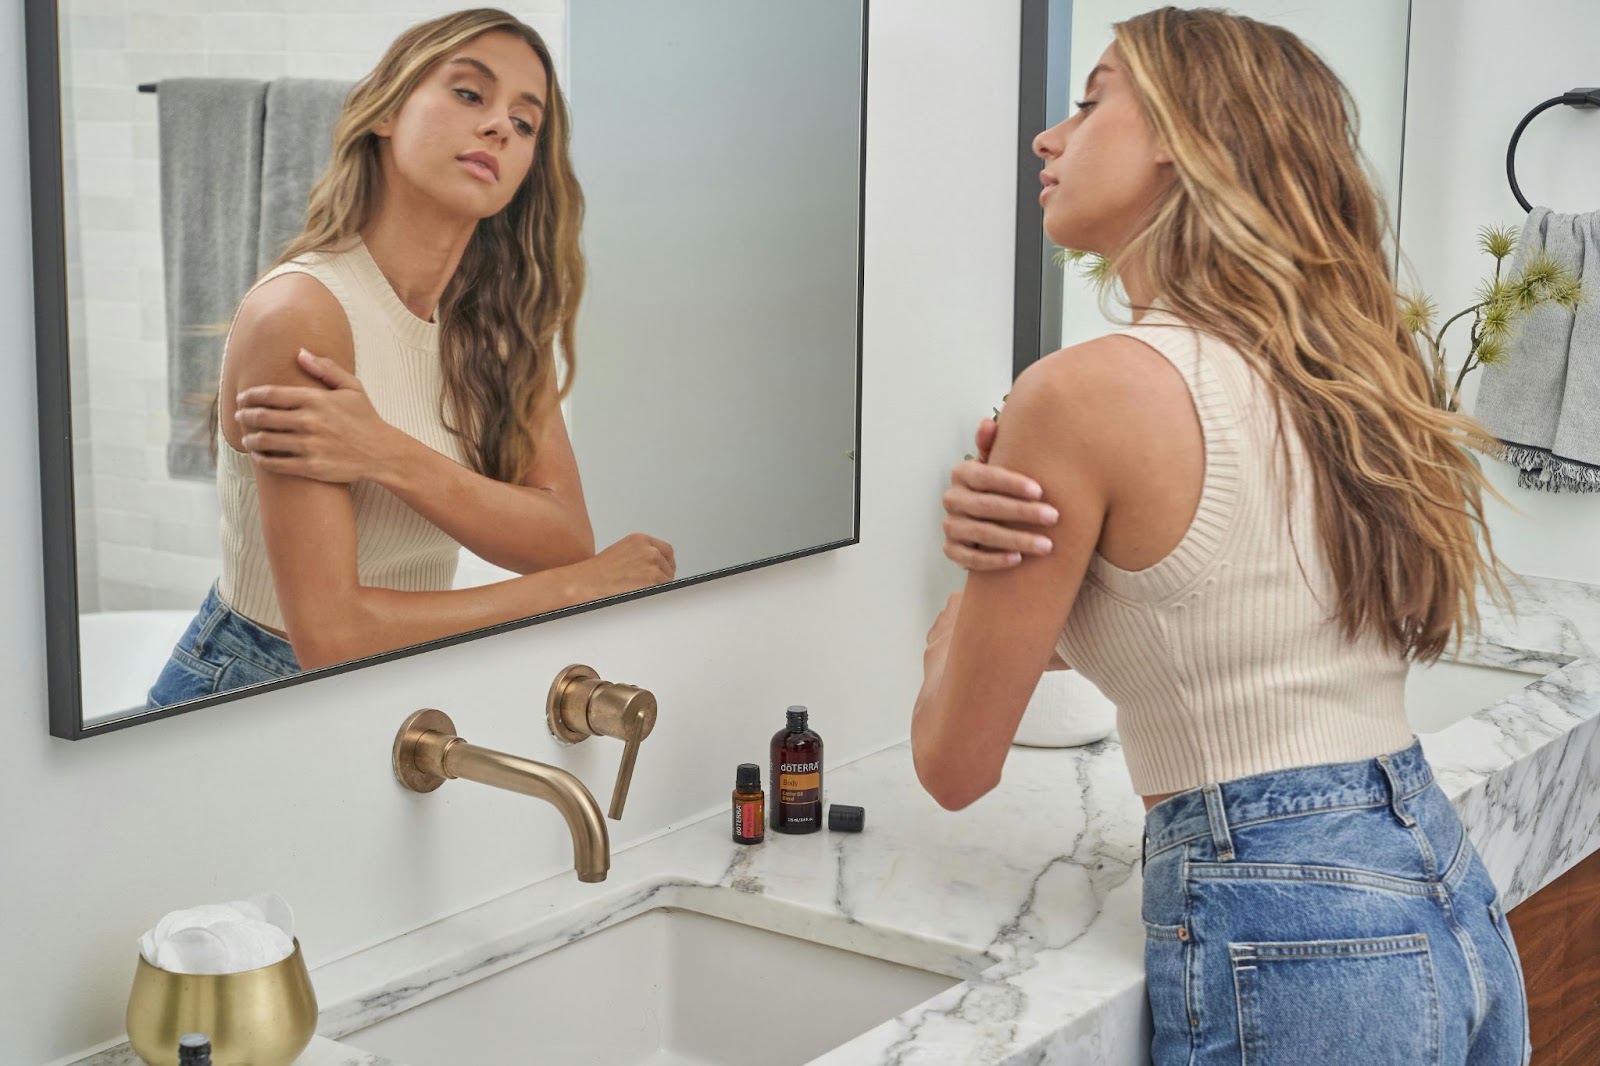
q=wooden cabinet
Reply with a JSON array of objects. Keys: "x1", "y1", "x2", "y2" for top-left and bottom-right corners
[{"x1": 1506, "y1": 848, "x2": 1600, "y2": 1065}]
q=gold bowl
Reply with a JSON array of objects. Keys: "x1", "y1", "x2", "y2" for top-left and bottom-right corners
[{"x1": 125, "y1": 938, "x2": 317, "y2": 1066}]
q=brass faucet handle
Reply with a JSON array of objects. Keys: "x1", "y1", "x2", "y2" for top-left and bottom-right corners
[
  {"x1": 546, "y1": 664, "x2": 659, "y2": 821},
  {"x1": 608, "y1": 703, "x2": 651, "y2": 820}
]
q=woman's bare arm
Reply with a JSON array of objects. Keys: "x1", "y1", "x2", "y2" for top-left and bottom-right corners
[
  {"x1": 222, "y1": 275, "x2": 660, "y2": 670},
  {"x1": 373, "y1": 371, "x2": 597, "y2": 572},
  {"x1": 238, "y1": 345, "x2": 595, "y2": 574},
  {"x1": 912, "y1": 334, "x2": 1183, "y2": 809}
]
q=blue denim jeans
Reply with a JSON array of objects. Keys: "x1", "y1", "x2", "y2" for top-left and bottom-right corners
[
  {"x1": 146, "y1": 584, "x2": 302, "y2": 709},
  {"x1": 1140, "y1": 735, "x2": 1531, "y2": 1065}
]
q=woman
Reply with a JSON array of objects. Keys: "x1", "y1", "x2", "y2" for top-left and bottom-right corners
[
  {"x1": 148, "y1": 9, "x2": 674, "y2": 708},
  {"x1": 914, "y1": 9, "x2": 1531, "y2": 1064}
]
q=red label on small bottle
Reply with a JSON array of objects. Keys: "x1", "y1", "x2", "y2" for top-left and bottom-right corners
[{"x1": 734, "y1": 800, "x2": 762, "y2": 841}]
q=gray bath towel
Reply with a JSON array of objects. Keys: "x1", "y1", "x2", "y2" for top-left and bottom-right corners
[
  {"x1": 158, "y1": 77, "x2": 268, "y2": 480},
  {"x1": 257, "y1": 79, "x2": 353, "y2": 272},
  {"x1": 1474, "y1": 207, "x2": 1600, "y2": 492}
]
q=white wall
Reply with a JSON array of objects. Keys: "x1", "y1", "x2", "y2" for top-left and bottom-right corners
[
  {"x1": 3, "y1": 1, "x2": 1014, "y2": 1061},
  {"x1": 1401, "y1": 0, "x2": 1600, "y2": 583}
]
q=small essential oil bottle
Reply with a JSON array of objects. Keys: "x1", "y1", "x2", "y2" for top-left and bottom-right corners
[
  {"x1": 770, "y1": 705, "x2": 823, "y2": 833},
  {"x1": 177, "y1": 1033, "x2": 213, "y2": 1066},
  {"x1": 732, "y1": 763, "x2": 765, "y2": 844}
]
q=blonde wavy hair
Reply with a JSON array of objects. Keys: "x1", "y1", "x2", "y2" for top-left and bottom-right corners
[
  {"x1": 234, "y1": 8, "x2": 584, "y2": 484},
  {"x1": 1102, "y1": 7, "x2": 1505, "y2": 661}
]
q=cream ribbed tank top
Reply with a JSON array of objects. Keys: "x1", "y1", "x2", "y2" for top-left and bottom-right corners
[
  {"x1": 216, "y1": 237, "x2": 465, "y2": 633},
  {"x1": 1056, "y1": 310, "x2": 1413, "y2": 795}
]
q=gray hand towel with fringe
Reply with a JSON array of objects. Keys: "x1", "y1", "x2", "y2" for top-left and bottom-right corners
[
  {"x1": 157, "y1": 78, "x2": 267, "y2": 480},
  {"x1": 257, "y1": 79, "x2": 353, "y2": 272},
  {"x1": 1474, "y1": 207, "x2": 1600, "y2": 492}
]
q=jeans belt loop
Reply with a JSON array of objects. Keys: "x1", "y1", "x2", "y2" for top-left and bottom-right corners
[
  {"x1": 1377, "y1": 753, "x2": 1417, "y2": 827},
  {"x1": 1201, "y1": 782, "x2": 1234, "y2": 861}
]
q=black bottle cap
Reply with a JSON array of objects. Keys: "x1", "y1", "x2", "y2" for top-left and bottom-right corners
[
  {"x1": 736, "y1": 762, "x2": 761, "y2": 789},
  {"x1": 177, "y1": 1033, "x2": 213, "y2": 1066},
  {"x1": 828, "y1": 804, "x2": 864, "y2": 832},
  {"x1": 786, "y1": 705, "x2": 809, "y2": 731}
]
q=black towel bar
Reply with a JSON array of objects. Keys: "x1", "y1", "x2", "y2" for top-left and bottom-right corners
[{"x1": 1506, "y1": 87, "x2": 1600, "y2": 212}]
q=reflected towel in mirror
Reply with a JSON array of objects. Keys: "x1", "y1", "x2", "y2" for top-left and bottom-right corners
[
  {"x1": 156, "y1": 78, "x2": 267, "y2": 481},
  {"x1": 257, "y1": 79, "x2": 353, "y2": 272}
]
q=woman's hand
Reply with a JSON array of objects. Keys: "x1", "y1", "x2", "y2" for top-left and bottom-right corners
[
  {"x1": 235, "y1": 349, "x2": 405, "y2": 484},
  {"x1": 570, "y1": 533, "x2": 677, "y2": 600},
  {"x1": 943, "y1": 417, "x2": 1061, "y2": 571}
]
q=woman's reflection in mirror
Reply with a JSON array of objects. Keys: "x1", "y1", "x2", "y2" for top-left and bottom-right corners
[{"x1": 147, "y1": 9, "x2": 676, "y2": 709}]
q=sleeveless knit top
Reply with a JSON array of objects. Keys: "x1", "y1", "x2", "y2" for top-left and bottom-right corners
[
  {"x1": 216, "y1": 237, "x2": 465, "y2": 632},
  {"x1": 1056, "y1": 310, "x2": 1413, "y2": 795}
]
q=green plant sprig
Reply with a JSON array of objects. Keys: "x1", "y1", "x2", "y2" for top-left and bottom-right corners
[{"x1": 1402, "y1": 225, "x2": 1582, "y2": 413}]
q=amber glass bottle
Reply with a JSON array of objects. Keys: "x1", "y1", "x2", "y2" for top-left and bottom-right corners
[
  {"x1": 732, "y1": 763, "x2": 765, "y2": 844},
  {"x1": 770, "y1": 705, "x2": 823, "y2": 833}
]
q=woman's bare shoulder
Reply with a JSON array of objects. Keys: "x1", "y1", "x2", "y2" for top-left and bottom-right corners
[
  {"x1": 217, "y1": 273, "x2": 357, "y2": 453},
  {"x1": 1011, "y1": 333, "x2": 1192, "y2": 433},
  {"x1": 227, "y1": 271, "x2": 355, "y2": 386}
]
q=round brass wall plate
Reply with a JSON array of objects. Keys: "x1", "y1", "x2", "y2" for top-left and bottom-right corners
[
  {"x1": 393, "y1": 708, "x2": 457, "y2": 792},
  {"x1": 547, "y1": 664, "x2": 599, "y2": 744}
]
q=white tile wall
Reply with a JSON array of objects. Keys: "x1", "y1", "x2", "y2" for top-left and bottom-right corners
[{"x1": 60, "y1": 1, "x2": 567, "y2": 613}]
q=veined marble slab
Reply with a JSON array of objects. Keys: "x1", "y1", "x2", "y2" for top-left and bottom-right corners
[{"x1": 74, "y1": 578, "x2": 1600, "y2": 1066}]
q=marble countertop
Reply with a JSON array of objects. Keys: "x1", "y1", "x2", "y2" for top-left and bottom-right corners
[{"x1": 75, "y1": 574, "x2": 1600, "y2": 1066}]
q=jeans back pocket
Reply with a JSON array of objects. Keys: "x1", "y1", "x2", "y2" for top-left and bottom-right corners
[{"x1": 1231, "y1": 933, "x2": 1440, "y2": 1066}]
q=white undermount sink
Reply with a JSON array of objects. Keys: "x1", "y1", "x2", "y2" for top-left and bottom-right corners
[
  {"x1": 339, "y1": 905, "x2": 971, "y2": 1065},
  {"x1": 1404, "y1": 659, "x2": 1539, "y2": 735}
]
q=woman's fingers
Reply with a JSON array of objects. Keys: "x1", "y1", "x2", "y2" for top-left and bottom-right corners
[
  {"x1": 943, "y1": 515, "x2": 1052, "y2": 556},
  {"x1": 641, "y1": 534, "x2": 676, "y2": 577},
  {"x1": 236, "y1": 384, "x2": 325, "y2": 410},
  {"x1": 951, "y1": 459, "x2": 1047, "y2": 503},
  {"x1": 241, "y1": 430, "x2": 304, "y2": 457},
  {"x1": 943, "y1": 483, "x2": 1059, "y2": 528},
  {"x1": 974, "y1": 418, "x2": 999, "y2": 463},
  {"x1": 943, "y1": 540, "x2": 1023, "y2": 571},
  {"x1": 235, "y1": 406, "x2": 309, "y2": 432}
]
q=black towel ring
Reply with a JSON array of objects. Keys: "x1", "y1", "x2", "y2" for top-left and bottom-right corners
[{"x1": 1506, "y1": 87, "x2": 1600, "y2": 212}]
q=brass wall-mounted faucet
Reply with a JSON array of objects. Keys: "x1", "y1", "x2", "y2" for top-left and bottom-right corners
[
  {"x1": 390, "y1": 666, "x2": 660, "y2": 884},
  {"x1": 392, "y1": 708, "x2": 611, "y2": 883}
]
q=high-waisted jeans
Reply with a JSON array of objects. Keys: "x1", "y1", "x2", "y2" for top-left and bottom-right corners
[
  {"x1": 1140, "y1": 735, "x2": 1532, "y2": 1065},
  {"x1": 146, "y1": 583, "x2": 302, "y2": 709}
]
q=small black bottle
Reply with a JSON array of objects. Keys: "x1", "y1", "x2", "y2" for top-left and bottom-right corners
[
  {"x1": 177, "y1": 1033, "x2": 213, "y2": 1066},
  {"x1": 770, "y1": 705, "x2": 823, "y2": 833}
]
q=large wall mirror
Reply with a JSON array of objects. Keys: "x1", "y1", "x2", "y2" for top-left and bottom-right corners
[
  {"x1": 1014, "y1": 0, "x2": 1413, "y2": 373},
  {"x1": 28, "y1": 0, "x2": 867, "y2": 738}
]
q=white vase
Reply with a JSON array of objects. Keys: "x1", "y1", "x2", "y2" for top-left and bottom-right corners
[{"x1": 1011, "y1": 669, "x2": 1117, "y2": 748}]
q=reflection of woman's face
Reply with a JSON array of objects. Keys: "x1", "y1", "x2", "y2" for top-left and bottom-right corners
[
  {"x1": 1032, "y1": 46, "x2": 1170, "y2": 256},
  {"x1": 376, "y1": 30, "x2": 549, "y2": 219}
]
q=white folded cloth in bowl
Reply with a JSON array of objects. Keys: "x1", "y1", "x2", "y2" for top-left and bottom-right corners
[
  {"x1": 138, "y1": 893, "x2": 295, "y2": 974},
  {"x1": 1012, "y1": 669, "x2": 1117, "y2": 748}
]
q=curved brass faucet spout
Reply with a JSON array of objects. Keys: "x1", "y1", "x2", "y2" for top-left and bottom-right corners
[{"x1": 393, "y1": 709, "x2": 610, "y2": 883}]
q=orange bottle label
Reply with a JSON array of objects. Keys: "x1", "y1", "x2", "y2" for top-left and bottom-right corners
[{"x1": 779, "y1": 772, "x2": 820, "y2": 803}]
